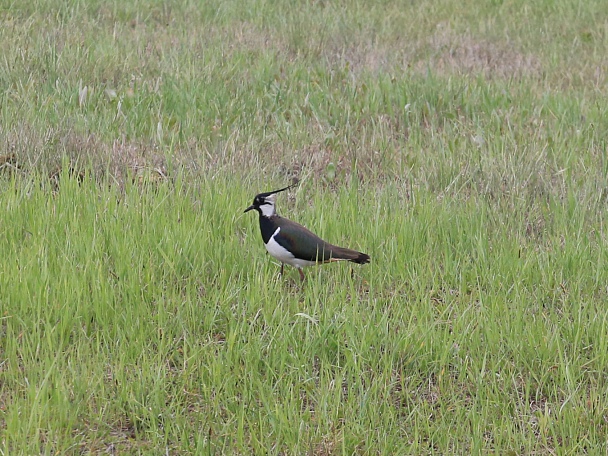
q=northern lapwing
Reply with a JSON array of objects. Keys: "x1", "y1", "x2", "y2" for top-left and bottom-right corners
[{"x1": 244, "y1": 184, "x2": 370, "y2": 281}]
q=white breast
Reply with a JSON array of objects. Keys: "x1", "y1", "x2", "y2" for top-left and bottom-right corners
[{"x1": 265, "y1": 227, "x2": 317, "y2": 268}]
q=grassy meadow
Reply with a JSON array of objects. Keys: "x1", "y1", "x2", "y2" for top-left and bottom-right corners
[{"x1": 2, "y1": 0, "x2": 608, "y2": 453}]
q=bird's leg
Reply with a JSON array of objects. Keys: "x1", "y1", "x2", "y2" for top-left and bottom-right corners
[
  {"x1": 280, "y1": 263, "x2": 285, "y2": 276},
  {"x1": 298, "y1": 268, "x2": 305, "y2": 281}
]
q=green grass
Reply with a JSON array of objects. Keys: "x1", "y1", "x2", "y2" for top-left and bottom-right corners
[{"x1": 2, "y1": 0, "x2": 608, "y2": 454}]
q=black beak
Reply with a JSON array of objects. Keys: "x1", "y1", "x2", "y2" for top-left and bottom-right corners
[{"x1": 244, "y1": 205, "x2": 255, "y2": 213}]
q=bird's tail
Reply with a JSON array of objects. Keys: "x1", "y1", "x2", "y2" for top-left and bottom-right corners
[{"x1": 329, "y1": 246, "x2": 371, "y2": 264}]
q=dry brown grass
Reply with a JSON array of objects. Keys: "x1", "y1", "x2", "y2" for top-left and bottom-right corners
[
  {"x1": 417, "y1": 24, "x2": 542, "y2": 79},
  {"x1": 320, "y1": 29, "x2": 542, "y2": 80},
  {"x1": 1, "y1": 123, "x2": 170, "y2": 189}
]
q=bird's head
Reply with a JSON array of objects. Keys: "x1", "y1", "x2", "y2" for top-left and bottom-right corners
[{"x1": 244, "y1": 184, "x2": 295, "y2": 217}]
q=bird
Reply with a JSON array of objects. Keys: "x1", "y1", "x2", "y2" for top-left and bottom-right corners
[{"x1": 244, "y1": 184, "x2": 370, "y2": 281}]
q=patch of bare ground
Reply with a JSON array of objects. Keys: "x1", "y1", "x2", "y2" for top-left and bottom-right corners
[
  {"x1": 390, "y1": 370, "x2": 441, "y2": 417},
  {"x1": 322, "y1": 42, "x2": 391, "y2": 76},
  {"x1": 108, "y1": 137, "x2": 168, "y2": 187},
  {"x1": 268, "y1": 124, "x2": 407, "y2": 188},
  {"x1": 230, "y1": 22, "x2": 276, "y2": 54},
  {"x1": 309, "y1": 435, "x2": 340, "y2": 456},
  {"x1": 0, "y1": 153, "x2": 19, "y2": 177},
  {"x1": 416, "y1": 24, "x2": 542, "y2": 79},
  {"x1": 315, "y1": 25, "x2": 541, "y2": 80},
  {"x1": 75, "y1": 416, "x2": 148, "y2": 455},
  {"x1": 1, "y1": 125, "x2": 169, "y2": 188}
]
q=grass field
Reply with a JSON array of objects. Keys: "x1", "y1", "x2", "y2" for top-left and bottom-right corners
[{"x1": 2, "y1": 0, "x2": 608, "y2": 454}]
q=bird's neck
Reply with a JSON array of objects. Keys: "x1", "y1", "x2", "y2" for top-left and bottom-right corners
[
  {"x1": 259, "y1": 213, "x2": 279, "y2": 243},
  {"x1": 259, "y1": 203, "x2": 276, "y2": 217}
]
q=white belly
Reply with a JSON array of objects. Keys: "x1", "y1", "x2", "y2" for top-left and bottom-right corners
[{"x1": 265, "y1": 227, "x2": 317, "y2": 268}]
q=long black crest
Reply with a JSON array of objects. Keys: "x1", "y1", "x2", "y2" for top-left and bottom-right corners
[{"x1": 257, "y1": 181, "x2": 298, "y2": 199}]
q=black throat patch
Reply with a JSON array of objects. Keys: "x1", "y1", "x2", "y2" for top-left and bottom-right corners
[{"x1": 259, "y1": 214, "x2": 278, "y2": 244}]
